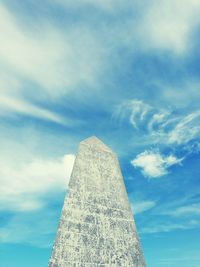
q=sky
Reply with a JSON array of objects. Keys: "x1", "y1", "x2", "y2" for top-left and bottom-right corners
[{"x1": 0, "y1": 0, "x2": 200, "y2": 266}]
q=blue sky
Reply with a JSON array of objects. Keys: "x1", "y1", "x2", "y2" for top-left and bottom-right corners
[{"x1": 0, "y1": 1, "x2": 200, "y2": 266}]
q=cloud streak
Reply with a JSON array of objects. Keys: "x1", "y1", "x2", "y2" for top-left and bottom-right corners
[
  {"x1": 132, "y1": 200, "x2": 156, "y2": 214},
  {"x1": 0, "y1": 95, "x2": 68, "y2": 125},
  {"x1": 168, "y1": 111, "x2": 200, "y2": 145},
  {"x1": 164, "y1": 204, "x2": 200, "y2": 217},
  {"x1": 141, "y1": 219, "x2": 199, "y2": 234}
]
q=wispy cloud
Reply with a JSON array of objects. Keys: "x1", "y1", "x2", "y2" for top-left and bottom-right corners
[
  {"x1": 149, "y1": 108, "x2": 200, "y2": 148},
  {"x1": 164, "y1": 204, "x2": 200, "y2": 217},
  {"x1": 115, "y1": 99, "x2": 152, "y2": 129},
  {"x1": 2, "y1": 0, "x2": 200, "y2": 125},
  {"x1": 117, "y1": 99, "x2": 200, "y2": 150},
  {"x1": 0, "y1": 95, "x2": 68, "y2": 125},
  {"x1": 141, "y1": 219, "x2": 199, "y2": 234},
  {"x1": 132, "y1": 200, "x2": 156, "y2": 214},
  {"x1": 57, "y1": 0, "x2": 200, "y2": 55},
  {"x1": 138, "y1": 194, "x2": 200, "y2": 234},
  {"x1": 168, "y1": 111, "x2": 200, "y2": 145},
  {"x1": 115, "y1": 99, "x2": 171, "y2": 133},
  {"x1": 0, "y1": 4, "x2": 104, "y2": 96},
  {"x1": 0, "y1": 3, "x2": 109, "y2": 124},
  {"x1": 131, "y1": 150, "x2": 183, "y2": 178}
]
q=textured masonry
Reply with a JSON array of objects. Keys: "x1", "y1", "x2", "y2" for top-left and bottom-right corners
[{"x1": 49, "y1": 136, "x2": 146, "y2": 267}]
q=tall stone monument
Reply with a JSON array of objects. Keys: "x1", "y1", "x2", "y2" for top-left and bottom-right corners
[{"x1": 49, "y1": 136, "x2": 146, "y2": 267}]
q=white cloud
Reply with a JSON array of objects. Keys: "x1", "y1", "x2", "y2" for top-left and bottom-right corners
[
  {"x1": 131, "y1": 150, "x2": 183, "y2": 178},
  {"x1": 137, "y1": 0, "x2": 200, "y2": 54},
  {"x1": 132, "y1": 200, "x2": 156, "y2": 215},
  {"x1": 0, "y1": 154, "x2": 75, "y2": 211}
]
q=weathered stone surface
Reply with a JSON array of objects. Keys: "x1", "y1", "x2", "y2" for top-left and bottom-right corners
[{"x1": 49, "y1": 136, "x2": 146, "y2": 267}]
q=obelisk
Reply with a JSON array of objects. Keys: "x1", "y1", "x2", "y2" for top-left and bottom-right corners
[{"x1": 49, "y1": 136, "x2": 146, "y2": 266}]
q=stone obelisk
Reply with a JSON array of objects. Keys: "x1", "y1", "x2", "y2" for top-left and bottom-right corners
[{"x1": 49, "y1": 136, "x2": 146, "y2": 267}]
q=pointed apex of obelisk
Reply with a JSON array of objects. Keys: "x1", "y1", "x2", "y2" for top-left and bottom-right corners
[{"x1": 80, "y1": 136, "x2": 113, "y2": 153}]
